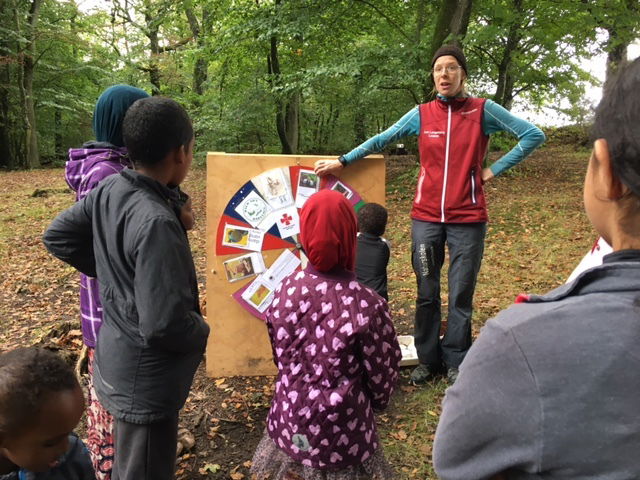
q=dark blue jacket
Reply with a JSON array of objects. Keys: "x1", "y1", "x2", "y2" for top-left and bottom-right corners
[
  {"x1": 0, "y1": 435, "x2": 94, "y2": 480},
  {"x1": 355, "y1": 233, "x2": 390, "y2": 300}
]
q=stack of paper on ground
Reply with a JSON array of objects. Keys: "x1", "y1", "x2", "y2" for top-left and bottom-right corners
[
  {"x1": 397, "y1": 335, "x2": 419, "y2": 367},
  {"x1": 236, "y1": 249, "x2": 301, "y2": 318}
]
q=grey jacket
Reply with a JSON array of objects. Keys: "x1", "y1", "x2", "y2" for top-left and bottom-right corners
[
  {"x1": 43, "y1": 169, "x2": 209, "y2": 424},
  {"x1": 434, "y1": 252, "x2": 640, "y2": 479}
]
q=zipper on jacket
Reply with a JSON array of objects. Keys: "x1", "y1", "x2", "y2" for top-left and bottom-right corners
[
  {"x1": 415, "y1": 166, "x2": 426, "y2": 205},
  {"x1": 440, "y1": 105, "x2": 452, "y2": 222},
  {"x1": 470, "y1": 168, "x2": 476, "y2": 204}
]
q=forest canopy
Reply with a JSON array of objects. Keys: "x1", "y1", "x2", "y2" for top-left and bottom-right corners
[{"x1": 0, "y1": 0, "x2": 638, "y2": 169}]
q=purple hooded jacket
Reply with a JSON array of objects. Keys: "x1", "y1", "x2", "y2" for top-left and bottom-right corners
[
  {"x1": 264, "y1": 190, "x2": 402, "y2": 470},
  {"x1": 65, "y1": 143, "x2": 130, "y2": 347}
]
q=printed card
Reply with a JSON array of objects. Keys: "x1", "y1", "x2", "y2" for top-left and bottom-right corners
[
  {"x1": 274, "y1": 206, "x2": 300, "y2": 239},
  {"x1": 262, "y1": 249, "x2": 301, "y2": 285},
  {"x1": 237, "y1": 249, "x2": 302, "y2": 316},
  {"x1": 221, "y1": 224, "x2": 264, "y2": 251},
  {"x1": 295, "y1": 169, "x2": 319, "y2": 208},
  {"x1": 253, "y1": 168, "x2": 294, "y2": 209},
  {"x1": 241, "y1": 277, "x2": 274, "y2": 313},
  {"x1": 223, "y1": 253, "x2": 266, "y2": 283},
  {"x1": 234, "y1": 191, "x2": 273, "y2": 228},
  {"x1": 330, "y1": 180, "x2": 353, "y2": 199}
]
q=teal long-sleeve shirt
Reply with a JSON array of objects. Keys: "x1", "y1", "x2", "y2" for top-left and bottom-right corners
[{"x1": 342, "y1": 97, "x2": 545, "y2": 177}]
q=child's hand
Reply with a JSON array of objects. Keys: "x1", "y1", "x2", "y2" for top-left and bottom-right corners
[{"x1": 180, "y1": 198, "x2": 195, "y2": 231}]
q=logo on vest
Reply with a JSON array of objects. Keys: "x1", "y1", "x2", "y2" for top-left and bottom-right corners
[
  {"x1": 460, "y1": 108, "x2": 478, "y2": 115},
  {"x1": 423, "y1": 130, "x2": 445, "y2": 138}
]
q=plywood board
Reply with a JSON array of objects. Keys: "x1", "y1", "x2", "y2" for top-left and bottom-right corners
[{"x1": 205, "y1": 153, "x2": 385, "y2": 377}]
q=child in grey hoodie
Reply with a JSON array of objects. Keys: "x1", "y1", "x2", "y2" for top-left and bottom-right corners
[{"x1": 434, "y1": 57, "x2": 640, "y2": 480}]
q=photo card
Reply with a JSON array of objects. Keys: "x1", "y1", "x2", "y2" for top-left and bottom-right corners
[
  {"x1": 330, "y1": 180, "x2": 353, "y2": 199},
  {"x1": 241, "y1": 279, "x2": 275, "y2": 313},
  {"x1": 223, "y1": 253, "x2": 266, "y2": 282},
  {"x1": 221, "y1": 224, "x2": 265, "y2": 251},
  {"x1": 253, "y1": 168, "x2": 293, "y2": 209},
  {"x1": 295, "y1": 169, "x2": 320, "y2": 208}
]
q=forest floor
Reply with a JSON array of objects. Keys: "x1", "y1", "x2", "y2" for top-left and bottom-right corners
[{"x1": 0, "y1": 137, "x2": 593, "y2": 479}]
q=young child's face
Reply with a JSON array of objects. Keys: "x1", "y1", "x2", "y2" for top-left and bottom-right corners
[{"x1": 0, "y1": 386, "x2": 84, "y2": 472}]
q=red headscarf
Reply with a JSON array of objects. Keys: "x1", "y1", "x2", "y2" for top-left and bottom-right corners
[{"x1": 299, "y1": 189, "x2": 357, "y2": 272}]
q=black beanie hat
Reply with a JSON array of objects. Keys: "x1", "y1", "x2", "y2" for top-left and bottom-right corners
[{"x1": 431, "y1": 45, "x2": 467, "y2": 75}]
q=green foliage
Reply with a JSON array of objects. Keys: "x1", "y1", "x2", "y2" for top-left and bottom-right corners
[
  {"x1": 544, "y1": 125, "x2": 591, "y2": 149},
  {"x1": 488, "y1": 131, "x2": 517, "y2": 153},
  {"x1": 0, "y1": 0, "x2": 637, "y2": 168}
]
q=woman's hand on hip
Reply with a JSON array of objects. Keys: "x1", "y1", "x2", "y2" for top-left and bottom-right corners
[
  {"x1": 481, "y1": 167, "x2": 494, "y2": 183},
  {"x1": 314, "y1": 158, "x2": 343, "y2": 176}
]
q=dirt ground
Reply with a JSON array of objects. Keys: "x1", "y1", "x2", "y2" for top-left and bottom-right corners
[{"x1": 0, "y1": 138, "x2": 593, "y2": 479}]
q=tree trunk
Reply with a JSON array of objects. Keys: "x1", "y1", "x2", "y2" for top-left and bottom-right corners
[
  {"x1": 267, "y1": 2, "x2": 299, "y2": 155},
  {"x1": 185, "y1": 5, "x2": 210, "y2": 98},
  {"x1": 492, "y1": 0, "x2": 523, "y2": 109},
  {"x1": 0, "y1": 0, "x2": 14, "y2": 168},
  {"x1": 144, "y1": 10, "x2": 161, "y2": 95},
  {"x1": 601, "y1": 0, "x2": 637, "y2": 93},
  {"x1": 23, "y1": 0, "x2": 43, "y2": 168},
  {"x1": 422, "y1": 0, "x2": 473, "y2": 101},
  {"x1": 285, "y1": 91, "x2": 299, "y2": 153},
  {"x1": 501, "y1": 73, "x2": 516, "y2": 111},
  {"x1": 604, "y1": 26, "x2": 628, "y2": 93},
  {"x1": 54, "y1": 107, "x2": 63, "y2": 162},
  {"x1": 269, "y1": 35, "x2": 292, "y2": 154},
  {"x1": 354, "y1": 73, "x2": 366, "y2": 144},
  {"x1": 0, "y1": 71, "x2": 13, "y2": 168}
]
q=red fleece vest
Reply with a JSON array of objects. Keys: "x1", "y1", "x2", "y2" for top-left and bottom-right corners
[{"x1": 413, "y1": 97, "x2": 489, "y2": 223}]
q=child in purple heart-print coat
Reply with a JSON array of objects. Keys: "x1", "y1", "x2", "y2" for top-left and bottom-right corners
[{"x1": 251, "y1": 190, "x2": 402, "y2": 480}]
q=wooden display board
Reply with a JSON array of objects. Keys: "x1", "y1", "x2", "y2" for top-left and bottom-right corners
[{"x1": 205, "y1": 153, "x2": 385, "y2": 377}]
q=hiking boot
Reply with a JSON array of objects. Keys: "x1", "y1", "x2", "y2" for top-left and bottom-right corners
[
  {"x1": 446, "y1": 367, "x2": 459, "y2": 384},
  {"x1": 410, "y1": 363, "x2": 438, "y2": 385}
]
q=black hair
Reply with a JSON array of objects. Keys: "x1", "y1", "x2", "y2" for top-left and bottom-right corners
[
  {"x1": 0, "y1": 347, "x2": 79, "y2": 434},
  {"x1": 122, "y1": 96, "x2": 193, "y2": 168},
  {"x1": 357, "y1": 202, "x2": 388, "y2": 237},
  {"x1": 591, "y1": 57, "x2": 640, "y2": 197}
]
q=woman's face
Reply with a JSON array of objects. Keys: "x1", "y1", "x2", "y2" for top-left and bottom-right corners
[{"x1": 433, "y1": 55, "x2": 466, "y2": 97}]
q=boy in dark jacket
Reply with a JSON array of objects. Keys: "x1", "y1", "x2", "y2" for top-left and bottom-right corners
[
  {"x1": 43, "y1": 97, "x2": 209, "y2": 480},
  {"x1": 355, "y1": 203, "x2": 390, "y2": 300}
]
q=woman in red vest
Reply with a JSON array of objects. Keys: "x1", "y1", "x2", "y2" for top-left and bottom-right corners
[{"x1": 315, "y1": 45, "x2": 545, "y2": 385}]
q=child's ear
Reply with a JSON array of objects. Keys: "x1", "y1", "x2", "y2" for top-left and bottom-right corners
[
  {"x1": 176, "y1": 144, "x2": 188, "y2": 165},
  {"x1": 593, "y1": 138, "x2": 627, "y2": 200}
]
